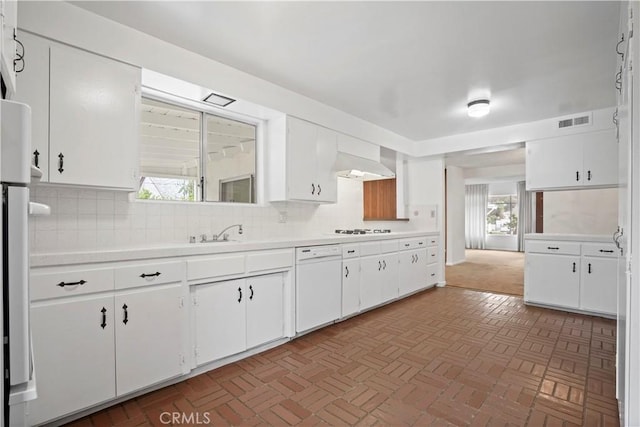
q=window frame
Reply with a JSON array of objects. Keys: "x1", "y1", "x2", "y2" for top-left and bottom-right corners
[
  {"x1": 139, "y1": 88, "x2": 263, "y2": 205},
  {"x1": 486, "y1": 193, "x2": 518, "y2": 236}
]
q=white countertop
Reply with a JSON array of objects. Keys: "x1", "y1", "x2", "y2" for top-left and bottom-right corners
[
  {"x1": 31, "y1": 231, "x2": 439, "y2": 267},
  {"x1": 524, "y1": 233, "x2": 614, "y2": 243}
]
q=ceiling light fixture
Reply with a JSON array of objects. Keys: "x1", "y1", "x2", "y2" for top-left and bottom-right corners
[
  {"x1": 467, "y1": 99, "x2": 490, "y2": 118},
  {"x1": 203, "y1": 92, "x2": 236, "y2": 107}
]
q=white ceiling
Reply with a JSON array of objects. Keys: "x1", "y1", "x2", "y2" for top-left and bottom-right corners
[{"x1": 71, "y1": 1, "x2": 620, "y2": 142}]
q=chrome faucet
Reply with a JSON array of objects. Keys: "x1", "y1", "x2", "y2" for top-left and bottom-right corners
[{"x1": 208, "y1": 224, "x2": 243, "y2": 242}]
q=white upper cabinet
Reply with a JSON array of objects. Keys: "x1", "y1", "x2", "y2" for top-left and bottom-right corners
[
  {"x1": 526, "y1": 129, "x2": 618, "y2": 191},
  {"x1": 13, "y1": 31, "x2": 49, "y2": 177},
  {"x1": 267, "y1": 115, "x2": 337, "y2": 203},
  {"x1": 49, "y1": 44, "x2": 140, "y2": 189},
  {"x1": 13, "y1": 33, "x2": 140, "y2": 190}
]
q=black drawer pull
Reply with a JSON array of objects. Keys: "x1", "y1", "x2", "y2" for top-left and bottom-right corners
[
  {"x1": 404, "y1": 243, "x2": 410, "y2": 247},
  {"x1": 122, "y1": 304, "x2": 129, "y2": 325},
  {"x1": 587, "y1": 170, "x2": 592, "y2": 181},
  {"x1": 547, "y1": 247, "x2": 560, "y2": 250},
  {"x1": 588, "y1": 263, "x2": 592, "y2": 274},
  {"x1": 100, "y1": 307, "x2": 107, "y2": 329},
  {"x1": 576, "y1": 171, "x2": 580, "y2": 181},
  {"x1": 347, "y1": 250, "x2": 355, "y2": 254},
  {"x1": 57, "y1": 280, "x2": 86, "y2": 287},
  {"x1": 140, "y1": 271, "x2": 161, "y2": 278},
  {"x1": 572, "y1": 262, "x2": 576, "y2": 273},
  {"x1": 599, "y1": 249, "x2": 615, "y2": 253}
]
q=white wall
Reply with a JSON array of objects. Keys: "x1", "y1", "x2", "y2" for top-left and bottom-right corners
[
  {"x1": 445, "y1": 166, "x2": 465, "y2": 265},
  {"x1": 30, "y1": 179, "x2": 437, "y2": 253},
  {"x1": 543, "y1": 188, "x2": 618, "y2": 235}
]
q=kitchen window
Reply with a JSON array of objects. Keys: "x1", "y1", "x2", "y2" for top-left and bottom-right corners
[
  {"x1": 138, "y1": 97, "x2": 257, "y2": 203},
  {"x1": 486, "y1": 194, "x2": 518, "y2": 235}
]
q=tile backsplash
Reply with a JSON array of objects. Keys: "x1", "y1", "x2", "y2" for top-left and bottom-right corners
[{"x1": 30, "y1": 179, "x2": 437, "y2": 253}]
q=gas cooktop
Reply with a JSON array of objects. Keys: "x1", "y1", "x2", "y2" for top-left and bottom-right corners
[{"x1": 334, "y1": 229, "x2": 392, "y2": 235}]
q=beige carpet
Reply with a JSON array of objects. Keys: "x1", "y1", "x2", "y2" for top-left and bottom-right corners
[{"x1": 445, "y1": 249, "x2": 524, "y2": 296}]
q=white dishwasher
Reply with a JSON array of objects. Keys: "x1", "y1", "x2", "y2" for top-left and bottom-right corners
[{"x1": 296, "y1": 245, "x2": 342, "y2": 333}]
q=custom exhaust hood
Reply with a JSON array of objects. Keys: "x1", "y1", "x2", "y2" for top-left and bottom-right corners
[{"x1": 333, "y1": 152, "x2": 395, "y2": 180}]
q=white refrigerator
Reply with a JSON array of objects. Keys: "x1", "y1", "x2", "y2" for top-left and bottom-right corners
[{"x1": 1, "y1": 99, "x2": 44, "y2": 426}]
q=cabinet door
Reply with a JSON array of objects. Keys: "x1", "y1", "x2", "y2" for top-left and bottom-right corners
[
  {"x1": 296, "y1": 258, "x2": 342, "y2": 332},
  {"x1": 342, "y1": 259, "x2": 361, "y2": 317},
  {"x1": 49, "y1": 44, "x2": 140, "y2": 189},
  {"x1": 380, "y1": 253, "x2": 399, "y2": 302},
  {"x1": 399, "y1": 249, "x2": 428, "y2": 296},
  {"x1": 315, "y1": 126, "x2": 338, "y2": 203},
  {"x1": 414, "y1": 249, "x2": 429, "y2": 290},
  {"x1": 287, "y1": 117, "x2": 318, "y2": 200},
  {"x1": 582, "y1": 129, "x2": 618, "y2": 187},
  {"x1": 246, "y1": 273, "x2": 284, "y2": 348},
  {"x1": 525, "y1": 253, "x2": 580, "y2": 308},
  {"x1": 526, "y1": 137, "x2": 583, "y2": 190},
  {"x1": 360, "y1": 256, "x2": 383, "y2": 310},
  {"x1": 13, "y1": 32, "x2": 50, "y2": 179},
  {"x1": 581, "y1": 256, "x2": 617, "y2": 315},
  {"x1": 29, "y1": 296, "x2": 116, "y2": 426},
  {"x1": 115, "y1": 284, "x2": 183, "y2": 396},
  {"x1": 194, "y1": 279, "x2": 246, "y2": 365}
]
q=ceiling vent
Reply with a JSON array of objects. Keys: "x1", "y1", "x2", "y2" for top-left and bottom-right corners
[{"x1": 557, "y1": 113, "x2": 592, "y2": 129}]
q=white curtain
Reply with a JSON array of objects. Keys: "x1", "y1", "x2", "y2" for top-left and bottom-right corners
[
  {"x1": 465, "y1": 184, "x2": 488, "y2": 249},
  {"x1": 517, "y1": 181, "x2": 533, "y2": 251}
]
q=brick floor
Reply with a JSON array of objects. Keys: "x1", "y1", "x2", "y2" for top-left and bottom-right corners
[{"x1": 67, "y1": 287, "x2": 619, "y2": 426}]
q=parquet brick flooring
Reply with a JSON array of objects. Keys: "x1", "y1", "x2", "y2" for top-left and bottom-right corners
[{"x1": 67, "y1": 287, "x2": 618, "y2": 426}]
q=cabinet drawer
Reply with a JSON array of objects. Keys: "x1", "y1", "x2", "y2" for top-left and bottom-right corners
[
  {"x1": 31, "y1": 268, "x2": 114, "y2": 301},
  {"x1": 426, "y1": 247, "x2": 439, "y2": 264},
  {"x1": 526, "y1": 241, "x2": 581, "y2": 255},
  {"x1": 359, "y1": 241, "x2": 380, "y2": 257},
  {"x1": 246, "y1": 249, "x2": 293, "y2": 273},
  {"x1": 114, "y1": 261, "x2": 184, "y2": 290},
  {"x1": 342, "y1": 244, "x2": 360, "y2": 259},
  {"x1": 380, "y1": 240, "x2": 398, "y2": 254},
  {"x1": 188, "y1": 254, "x2": 246, "y2": 282},
  {"x1": 398, "y1": 238, "x2": 428, "y2": 251},
  {"x1": 582, "y1": 243, "x2": 618, "y2": 258},
  {"x1": 427, "y1": 263, "x2": 438, "y2": 284}
]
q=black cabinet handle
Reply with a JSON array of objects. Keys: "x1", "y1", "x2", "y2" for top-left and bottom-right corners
[
  {"x1": 58, "y1": 153, "x2": 64, "y2": 173},
  {"x1": 378, "y1": 261, "x2": 382, "y2": 271},
  {"x1": 318, "y1": 184, "x2": 321, "y2": 195},
  {"x1": 57, "y1": 279, "x2": 86, "y2": 287},
  {"x1": 382, "y1": 260, "x2": 387, "y2": 270},
  {"x1": 404, "y1": 243, "x2": 410, "y2": 247},
  {"x1": 572, "y1": 262, "x2": 576, "y2": 273},
  {"x1": 122, "y1": 304, "x2": 129, "y2": 325},
  {"x1": 311, "y1": 183, "x2": 315, "y2": 195},
  {"x1": 100, "y1": 307, "x2": 107, "y2": 329},
  {"x1": 576, "y1": 171, "x2": 580, "y2": 181},
  {"x1": 599, "y1": 249, "x2": 615, "y2": 253},
  {"x1": 547, "y1": 247, "x2": 560, "y2": 250},
  {"x1": 347, "y1": 250, "x2": 355, "y2": 254},
  {"x1": 416, "y1": 254, "x2": 419, "y2": 263},
  {"x1": 249, "y1": 285, "x2": 254, "y2": 300},
  {"x1": 33, "y1": 150, "x2": 39, "y2": 168},
  {"x1": 345, "y1": 266, "x2": 349, "y2": 278},
  {"x1": 140, "y1": 271, "x2": 161, "y2": 278},
  {"x1": 588, "y1": 263, "x2": 592, "y2": 274},
  {"x1": 238, "y1": 287, "x2": 242, "y2": 303},
  {"x1": 587, "y1": 170, "x2": 592, "y2": 181}
]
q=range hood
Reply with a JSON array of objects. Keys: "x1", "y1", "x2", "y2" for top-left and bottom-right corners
[{"x1": 333, "y1": 152, "x2": 395, "y2": 180}]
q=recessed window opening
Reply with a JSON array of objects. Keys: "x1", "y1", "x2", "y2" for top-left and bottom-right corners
[
  {"x1": 486, "y1": 193, "x2": 518, "y2": 235},
  {"x1": 138, "y1": 97, "x2": 257, "y2": 203}
]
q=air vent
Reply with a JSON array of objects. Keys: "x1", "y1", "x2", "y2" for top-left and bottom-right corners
[
  {"x1": 557, "y1": 113, "x2": 592, "y2": 129},
  {"x1": 558, "y1": 119, "x2": 573, "y2": 128},
  {"x1": 573, "y1": 115, "x2": 590, "y2": 125}
]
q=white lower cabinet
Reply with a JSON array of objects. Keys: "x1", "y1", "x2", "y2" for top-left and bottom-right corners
[
  {"x1": 342, "y1": 258, "x2": 361, "y2": 317},
  {"x1": 29, "y1": 295, "x2": 116, "y2": 426},
  {"x1": 380, "y1": 253, "x2": 399, "y2": 302},
  {"x1": 194, "y1": 273, "x2": 284, "y2": 365},
  {"x1": 525, "y1": 253, "x2": 580, "y2": 308},
  {"x1": 398, "y1": 248, "x2": 428, "y2": 296},
  {"x1": 580, "y1": 256, "x2": 618, "y2": 314},
  {"x1": 115, "y1": 284, "x2": 184, "y2": 395},
  {"x1": 525, "y1": 239, "x2": 618, "y2": 316},
  {"x1": 360, "y1": 253, "x2": 398, "y2": 310}
]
